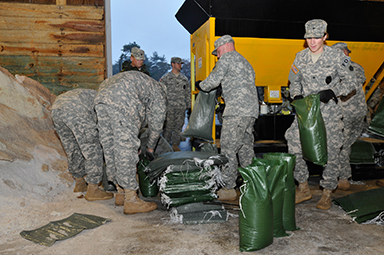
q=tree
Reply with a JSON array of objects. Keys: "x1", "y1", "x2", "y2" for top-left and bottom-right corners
[
  {"x1": 112, "y1": 42, "x2": 189, "y2": 81},
  {"x1": 180, "y1": 58, "x2": 191, "y2": 81},
  {"x1": 147, "y1": 52, "x2": 171, "y2": 81}
]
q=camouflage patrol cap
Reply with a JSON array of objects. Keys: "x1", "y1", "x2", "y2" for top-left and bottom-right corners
[
  {"x1": 304, "y1": 19, "x2": 327, "y2": 38},
  {"x1": 131, "y1": 47, "x2": 145, "y2": 61},
  {"x1": 212, "y1": 35, "x2": 234, "y2": 56},
  {"x1": 331, "y1": 42, "x2": 351, "y2": 53},
  {"x1": 171, "y1": 57, "x2": 184, "y2": 64}
]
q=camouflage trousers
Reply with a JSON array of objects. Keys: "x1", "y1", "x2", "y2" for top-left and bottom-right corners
[
  {"x1": 220, "y1": 116, "x2": 256, "y2": 189},
  {"x1": 163, "y1": 106, "x2": 185, "y2": 146},
  {"x1": 285, "y1": 115, "x2": 343, "y2": 190},
  {"x1": 95, "y1": 104, "x2": 140, "y2": 190},
  {"x1": 339, "y1": 113, "x2": 365, "y2": 179},
  {"x1": 51, "y1": 108, "x2": 103, "y2": 184}
]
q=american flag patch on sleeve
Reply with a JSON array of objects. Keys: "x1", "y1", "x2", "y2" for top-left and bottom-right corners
[{"x1": 291, "y1": 64, "x2": 299, "y2": 74}]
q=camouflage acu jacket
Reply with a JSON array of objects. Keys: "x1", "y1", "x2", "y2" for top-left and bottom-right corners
[
  {"x1": 94, "y1": 71, "x2": 166, "y2": 149},
  {"x1": 199, "y1": 50, "x2": 259, "y2": 118},
  {"x1": 159, "y1": 71, "x2": 191, "y2": 109}
]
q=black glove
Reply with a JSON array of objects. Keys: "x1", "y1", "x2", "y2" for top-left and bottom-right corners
[
  {"x1": 195, "y1": 80, "x2": 202, "y2": 91},
  {"x1": 292, "y1": 95, "x2": 304, "y2": 102},
  {"x1": 318, "y1": 89, "x2": 338, "y2": 104},
  {"x1": 144, "y1": 150, "x2": 155, "y2": 161}
]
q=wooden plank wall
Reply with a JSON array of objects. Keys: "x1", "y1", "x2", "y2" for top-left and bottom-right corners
[{"x1": 0, "y1": 0, "x2": 106, "y2": 95}]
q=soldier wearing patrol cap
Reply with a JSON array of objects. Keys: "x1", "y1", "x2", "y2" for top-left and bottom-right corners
[
  {"x1": 198, "y1": 34, "x2": 259, "y2": 201},
  {"x1": 160, "y1": 56, "x2": 191, "y2": 152},
  {"x1": 121, "y1": 47, "x2": 150, "y2": 76},
  {"x1": 285, "y1": 19, "x2": 358, "y2": 210},
  {"x1": 331, "y1": 42, "x2": 367, "y2": 191}
]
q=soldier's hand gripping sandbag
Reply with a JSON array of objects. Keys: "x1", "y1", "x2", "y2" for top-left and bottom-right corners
[
  {"x1": 293, "y1": 95, "x2": 304, "y2": 102},
  {"x1": 181, "y1": 89, "x2": 217, "y2": 142},
  {"x1": 144, "y1": 149, "x2": 155, "y2": 161},
  {"x1": 318, "y1": 89, "x2": 338, "y2": 104},
  {"x1": 291, "y1": 94, "x2": 328, "y2": 166},
  {"x1": 195, "y1": 80, "x2": 203, "y2": 91}
]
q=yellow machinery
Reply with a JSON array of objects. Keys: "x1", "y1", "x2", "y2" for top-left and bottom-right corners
[
  {"x1": 191, "y1": 17, "x2": 384, "y2": 103},
  {"x1": 177, "y1": 0, "x2": 384, "y2": 144}
]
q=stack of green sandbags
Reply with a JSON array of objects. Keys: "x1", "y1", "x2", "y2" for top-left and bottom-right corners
[
  {"x1": 238, "y1": 153, "x2": 297, "y2": 252},
  {"x1": 145, "y1": 151, "x2": 228, "y2": 182},
  {"x1": 158, "y1": 160, "x2": 223, "y2": 208},
  {"x1": 169, "y1": 201, "x2": 228, "y2": 225}
]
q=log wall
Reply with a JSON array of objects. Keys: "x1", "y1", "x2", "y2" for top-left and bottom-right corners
[{"x1": 0, "y1": 1, "x2": 106, "y2": 94}]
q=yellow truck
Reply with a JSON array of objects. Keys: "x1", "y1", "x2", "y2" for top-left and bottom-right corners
[{"x1": 176, "y1": 0, "x2": 384, "y2": 143}]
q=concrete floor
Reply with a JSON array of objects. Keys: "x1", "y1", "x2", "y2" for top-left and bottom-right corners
[{"x1": 2, "y1": 177, "x2": 383, "y2": 255}]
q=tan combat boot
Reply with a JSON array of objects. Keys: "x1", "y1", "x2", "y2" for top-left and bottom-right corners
[
  {"x1": 84, "y1": 183, "x2": 114, "y2": 201},
  {"x1": 376, "y1": 179, "x2": 384, "y2": 187},
  {"x1": 123, "y1": 189, "x2": 157, "y2": 215},
  {"x1": 115, "y1": 185, "x2": 125, "y2": 206},
  {"x1": 295, "y1": 181, "x2": 312, "y2": 204},
  {"x1": 73, "y1": 177, "x2": 87, "y2": 193},
  {"x1": 337, "y1": 179, "x2": 350, "y2": 191},
  {"x1": 172, "y1": 144, "x2": 181, "y2": 152},
  {"x1": 316, "y1": 189, "x2": 332, "y2": 210},
  {"x1": 217, "y1": 188, "x2": 237, "y2": 201}
]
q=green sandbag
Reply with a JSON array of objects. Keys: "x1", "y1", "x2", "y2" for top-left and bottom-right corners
[
  {"x1": 253, "y1": 157, "x2": 288, "y2": 237},
  {"x1": 176, "y1": 210, "x2": 228, "y2": 225},
  {"x1": 333, "y1": 187, "x2": 384, "y2": 223},
  {"x1": 368, "y1": 99, "x2": 384, "y2": 137},
  {"x1": 161, "y1": 180, "x2": 216, "y2": 198},
  {"x1": 161, "y1": 193, "x2": 217, "y2": 207},
  {"x1": 145, "y1": 151, "x2": 228, "y2": 182},
  {"x1": 137, "y1": 156, "x2": 158, "y2": 197},
  {"x1": 162, "y1": 168, "x2": 212, "y2": 185},
  {"x1": 20, "y1": 213, "x2": 110, "y2": 247},
  {"x1": 170, "y1": 201, "x2": 228, "y2": 225},
  {"x1": 238, "y1": 162, "x2": 273, "y2": 252},
  {"x1": 349, "y1": 139, "x2": 376, "y2": 164},
  {"x1": 139, "y1": 127, "x2": 172, "y2": 157},
  {"x1": 173, "y1": 201, "x2": 224, "y2": 214},
  {"x1": 263, "y1": 153, "x2": 298, "y2": 231},
  {"x1": 181, "y1": 89, "x2": 217, "y2": 142},
  {"x1": 291, "y1": 94, "x2": 328, "y2": 166},
  {"x1": 166, "y1": 162, "x2": 202, "y2": 173}
]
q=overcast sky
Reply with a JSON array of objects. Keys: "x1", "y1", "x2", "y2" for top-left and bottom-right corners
[{"x1": 110, "y1": 0, "x2": 191, "y2": 64}]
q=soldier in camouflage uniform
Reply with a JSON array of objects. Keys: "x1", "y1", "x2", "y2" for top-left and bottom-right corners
[
  {"x1": 331, "y1": 42, "x2": 367, "y2": 191},
  {"x1": 285, "y1": 20, "x2": 357, "y2": 210},
  {"x1": 120, "y1": 47, "x2": 150, "y2": 76},
  {"x1": 199, "y1": 35, "x2": 259, "y2": 201},
  {"x1": 94, "y1": 71, "x2": 166, "y2": 214},
  {"x1": 159, "y1": 57, "x2": 191, "y2": 151},
  {"x1": 51, "y1": 89, "x2": 113, "y2": 201}
]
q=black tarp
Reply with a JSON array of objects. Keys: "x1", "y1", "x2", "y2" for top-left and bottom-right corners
[{"x1": 175, "y1": 0, "x2": 384, "y2": 42}]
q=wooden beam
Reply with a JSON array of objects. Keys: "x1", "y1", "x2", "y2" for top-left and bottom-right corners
[
  {"x1": 0, "y1": 2, "x2": 104, "y2": 20},
  {"x1": 0, "y1": 42, "x2": 104, "y2": 57},
  {"x1": 0, "y1": 30, "x2": 105, "y2": 44},
  {"x1": 56, "y1": 0, "x2": 67, "y2": 5},
  {"x1": 0, "y1": 17, "x2": 104, "y2": 32}
]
